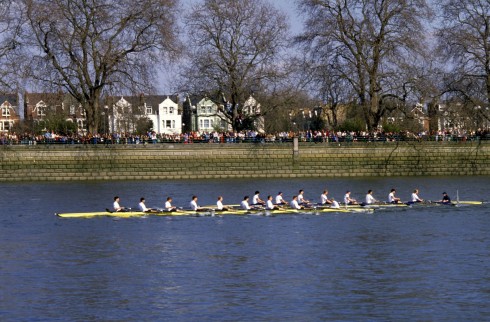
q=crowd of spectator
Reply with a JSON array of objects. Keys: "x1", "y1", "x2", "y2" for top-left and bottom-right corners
[{"x1": 1, "y1": 128, "x2": 489, "y2": 145}]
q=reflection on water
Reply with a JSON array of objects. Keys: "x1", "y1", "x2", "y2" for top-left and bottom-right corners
[{"x1": 1, "y1": 177, "x2": 490, "y2": 321}]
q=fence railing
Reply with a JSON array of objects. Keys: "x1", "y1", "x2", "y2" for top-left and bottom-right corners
[{"x1": 1, "y1": 134, "x2": 489, "y2": 146}]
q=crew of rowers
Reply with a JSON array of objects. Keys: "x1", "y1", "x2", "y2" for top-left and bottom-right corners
[{"x1": 112, "y1": 189, "x2": 452, "y2": 213}]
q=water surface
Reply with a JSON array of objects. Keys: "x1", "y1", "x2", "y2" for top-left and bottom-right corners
[{"x1": 1, "y1": 177, "x2": 489, "y2": 321}]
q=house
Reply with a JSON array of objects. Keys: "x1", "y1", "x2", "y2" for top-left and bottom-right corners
[
  {"x1": 0, "y1": 93, "x2": 19, "y2": 133},
  {"x1": 183, "y1": 95, "x2": 230, "y2": 132},
  {"x1": 107, "y1": 95, "x2": 182, "y2": 134},
  {"x1": 24, "y1": 92, "x2": 87, "y2": 133},
  {"x1": 410, "y1": 104, "x2": 430, "y2": 132},
  {"x1": 242, "y1": 95, "x2": 264, "y2": 132}
]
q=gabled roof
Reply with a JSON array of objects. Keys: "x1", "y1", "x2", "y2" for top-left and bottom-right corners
[
  {"x1": 105, "y1": 94, "x2": 178, "y2": 107},
  {"x1": 0, "y1": 93, "x2": 18, "y2": 106},
  {"x1": 24, "y1": 92, "x2": 63, "y2": 106}
]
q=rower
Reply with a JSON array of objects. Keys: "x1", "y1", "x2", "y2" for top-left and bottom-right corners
[
  {"x1": 113, "y1": 196, "x2": 128, "y2": 212},
  {"x1": 297, "y1": 189, "x2": 310, "y2": 206},
  {"x1": 365, "y1": 190, "x2": 378, "y2": 205},
  {"x1": 138, "y1": 197, "x2": 157, "y2": 213},
  {"x1": 331, "y1": 198, "x2": 340, "y2": 208},
  {"x1": 165, "y1": 197, "x2": 177, "y2": 212},
  {"x1": 388, "y1": 189, "x2": 401, "y2": 204},
  {"x1": 241, "y1": 196, "x2": 252, "y2": 210},
  {"x1": 266, "y1": 195, "x2": 280, "y2": 210},
  {"x1": 252, "y1": 191, "x2": 266, "y2": 206},
  {"x1": 411, "y1": 189, "x2": 424, "y2": 203},
  {"x1": 217, "y1": 196, "x2": 231, "y2": 211},
  {"x1": 189, "y1": 195, "x2": 205, "y2": 211},
  {"x1": 275, "y1": 192, "x2": 287, "y2": 205},
  {"x1": 320, "y1": 190, "x2": 333, "y2": 205},
  {"x1": 344, "y1": 191, "x2": 358, "y2": 205},
  {"x1": 290, "y1": 195, "x2": 303, "y2": 209}
]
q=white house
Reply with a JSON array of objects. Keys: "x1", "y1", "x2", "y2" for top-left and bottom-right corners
[
  {"x1": 107, "y1": 95, "x2": 182, "y2": 134},
  {"x1": 147, "y1": 96, "x2": 182, "y2": 135}
]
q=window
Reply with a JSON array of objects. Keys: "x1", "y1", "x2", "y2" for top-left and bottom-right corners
[
  {"x1": 172, "y1": 120, "x2": 175, "y2": 128},
  {"x1": 70, "y1": 105, "x2": 75, "y2": 114},
  {"x1": 207, "y1": 106, "x2": 212, "y2": 113},
  {"x1": 203, "y1": 119, "x2": 210, "y2": 128},
  {"x1": 37, "y1": 107, "x2": 45, "y2": 116},
  {"x1": 146, "y1": 107, "x2": 152, "y2": 114},
  {"x1": 201, "y1": 106, "x2": 206, "y2": 113},
  {"x1": 162, "y1": 107, "x2": 167, "y2": 114},
  {"x1": 1, "y1": 107, "x2": 10, "y2": 116},
  {"x1": 169, "y1": 107, "x2": 174, "y2": 114},
  {"x1": 166, "y1": 120, "x2": 171, "y2": 128}
]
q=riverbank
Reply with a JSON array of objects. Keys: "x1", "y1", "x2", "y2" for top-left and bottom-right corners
[{"x1": 1, "y1": 141, "x2": 488, "y2": 181}]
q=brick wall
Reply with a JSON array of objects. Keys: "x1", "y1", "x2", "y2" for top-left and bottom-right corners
[{"x1": 1, "y1": 142, "x2": 488, "y2": 181}]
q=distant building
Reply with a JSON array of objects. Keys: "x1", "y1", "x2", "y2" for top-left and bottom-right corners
[
  {"x1": 183, "y1": 95, "x2": 230, "y2": 132},
  {"x1": 0, "y1": 93, "x2": 19, "y2": 133},
  {"x1": 106, "y1": 95, "x2": 181, "y2": 134}
]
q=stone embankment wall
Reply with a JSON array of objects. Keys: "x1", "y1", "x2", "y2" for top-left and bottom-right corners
[{"x1": 0, "y1": 142, "x2": 489, "y2": 182}]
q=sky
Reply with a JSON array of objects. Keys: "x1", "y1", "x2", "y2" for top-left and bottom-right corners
[{"x1": 158, "y1": 0, "x2": 304, "y2": 93}]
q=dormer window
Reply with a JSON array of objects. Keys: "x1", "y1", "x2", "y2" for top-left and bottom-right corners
[
  {"x1": 169, "y1": 107, "x2": 174, "y2": 114},
  {"x1": 146, "y1": 107, "x2": 152, "y2": 114},
  {"x1": 1, "y1": 107, "x2": 10, "y2": 116},
  {"x1": 37, "y1": 106, "x2": 46, "y2": 116}
]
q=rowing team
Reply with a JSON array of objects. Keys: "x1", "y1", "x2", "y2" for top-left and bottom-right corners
[{"x1": 112, "y1": 189, "x2": 452, "y2": 213}]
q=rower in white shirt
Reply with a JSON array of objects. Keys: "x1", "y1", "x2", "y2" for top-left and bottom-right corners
[
  {"x1": 275, "y1": 192, "x2": 287, "y2": 205},
  {"x1": 217, "y1": 196, "x2": 230, "y2": 211},
  {"x1": 365, "y1": 190, "x2": 378, "y2": 205},
  {"x1": 165, "y1": 197, "x2": 177, "y2": 211},
  {"x1": 388, "y1": 189, "x2": 401, "y2": 204},
  {"x1": 266, "y1": 195, "x2": 280, "y2": 210},
  {"x1": 189, "y1": 195, "x2": 204, "y2": 211},
  {"x1": 138, "y1": 197, "x2": 154, "y2": 212},
  {"x1": 252, "y1": 191, "x2": 265, "y2": 205},
  {"x1": 344, "y1": 191, "x2": 358, "y2": 205},
  {"x1": 241, "y1": 196, "x2": 252, "y2": 210},
  {"x1": 411, "y1": 189, "x2": 423, "y2": 203},
  {"x1": 297, "y1": 189, "x2": 310, "y2": 206},
  {"x1": 113, "y1": 196, "x2": 127, "y2": 212},
  {"x1": 320, "y1": 190, "x2": 332, "y2": 205},
  {"x1": 290, "y1": 195, "x2": 303, "y2": 209}
]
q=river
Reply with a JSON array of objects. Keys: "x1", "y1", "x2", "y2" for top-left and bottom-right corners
[{"x1": 1, "y1": 176, "x2": 489, "y2": 321}]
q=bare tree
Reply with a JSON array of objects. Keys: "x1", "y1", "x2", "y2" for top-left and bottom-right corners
[
  {"x1": 297, "y1": 0, "x2": 431, "y2": 131},
  {"x1": 437, "y1": 0, "x2": 490, "y2": 127},
  {"x1": 0, "y1": 0, "x2": 22, "y2": 91},
  {"x1": 181, "y1": 0, "x2": 289, "y2": 131},
  {"x1": 20, "y1": 0, "x2": 180, "y2": 133}
]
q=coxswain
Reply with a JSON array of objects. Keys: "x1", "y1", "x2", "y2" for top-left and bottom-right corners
[{"x1": 439, "y1": 192, "x2": 451, "y2": 204}]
